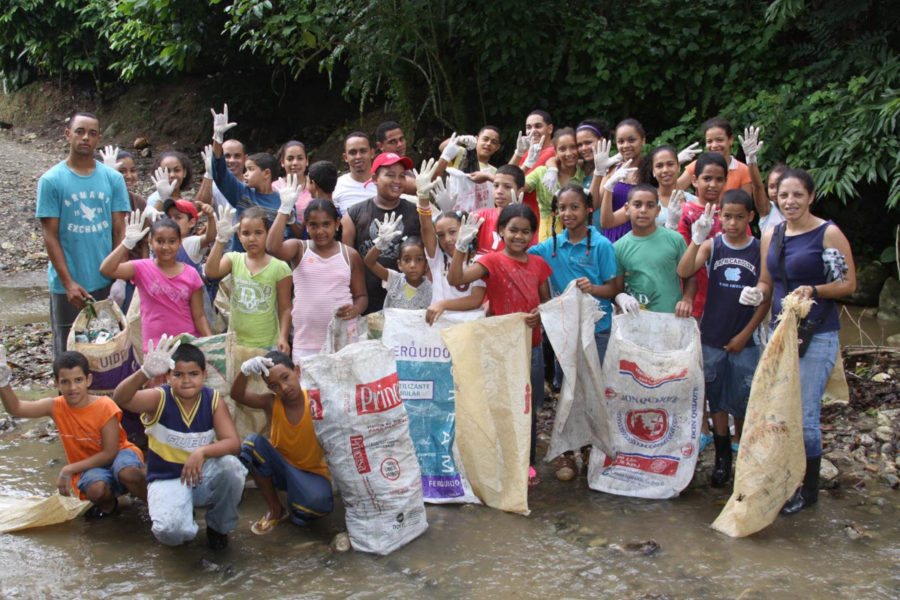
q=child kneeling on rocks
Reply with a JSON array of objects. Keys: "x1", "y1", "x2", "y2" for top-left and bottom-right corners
[
  {"x1": 231, "y1": 352, "x2": 333, "y2": 535},
  {"x1": 113, "y1": 336, "x2": 245, "y2": 549}
]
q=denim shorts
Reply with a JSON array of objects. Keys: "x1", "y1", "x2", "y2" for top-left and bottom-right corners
[
  {"x1": 77, "y1": 448, "x2": 143, "y2": 497},
  {"x1": 702, "y1": 343, "x2": 761, "y2": 420}
]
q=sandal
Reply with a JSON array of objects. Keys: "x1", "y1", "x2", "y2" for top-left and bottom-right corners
[
  {"x1": 84, "y1": 498, "x2": 118, "y2": 520},
  {"x1": 250, "y1": 510, "x2": 286, "y2": 535},
  {"x1": 528, "y1": 465, "x2": 541, "y2": 488}
]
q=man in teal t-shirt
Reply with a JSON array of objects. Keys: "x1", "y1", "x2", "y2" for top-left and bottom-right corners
[{"x1": 36, "y1": 112, "x2": 129, "y2": 357}]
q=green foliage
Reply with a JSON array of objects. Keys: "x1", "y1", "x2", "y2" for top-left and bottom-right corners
[{"x1": 0, "y1": 0, "x2": 897, "y2": 208}]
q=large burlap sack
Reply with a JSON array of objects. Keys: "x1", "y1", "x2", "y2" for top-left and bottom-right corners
[
  {"x1": 382, "y1": 308, "x2": 481, "y2": 504},
  {"x1": 445, "y1": 167, "x2": 494, "y2": 213},
  {"x1": 300, "y1": 341, "x2": 427, "y2": 555},
  {"x1": 588, "y1": 311, "x2": 704, "y2": 499},
  {"x1": 0, "y1": 494, "x2": 90, "y2": 533},
  {"x1": 539, "y1": 283, "x2": 612, "y2": 461},
  {"x1": 823, "y1": 348, "x2": 849, "y2": 405},
  {"x1": 66, "y1": 299, "x2": 139, "y2": 394},
  {"x1": 712, "y1": 295, "x2": 812, "y2": 537},
  {"x1": 440, "y1": 314, "x2": 532, "y2": 515}
]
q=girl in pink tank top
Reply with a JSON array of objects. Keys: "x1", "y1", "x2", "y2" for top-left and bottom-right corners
[{"x1": 266, "y1": 198, "x2": 368, "y2": 361}]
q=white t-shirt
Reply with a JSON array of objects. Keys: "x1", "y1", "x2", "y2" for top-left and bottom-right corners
[
  {"x1": 334, "y1": 173, "x2": 375, "y2": 213},
  {"x1": 759, "y1": 201, "x2": 786, "y2": 233},
  {"x1": 426, "y1": 248, "x2": 485, "y2": 303}
]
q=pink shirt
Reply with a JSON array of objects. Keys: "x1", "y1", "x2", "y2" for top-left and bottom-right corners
[
  {"x1": 292, "y1": 243, "x2": 353, "y2": 351},
  {"x1": 131, "y1": 259, "x2": 203, "y2": 351}
]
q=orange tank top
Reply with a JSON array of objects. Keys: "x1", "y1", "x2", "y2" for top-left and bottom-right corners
[{"x1": 271, "y1": 392, "x2": 330, "y2": 480}]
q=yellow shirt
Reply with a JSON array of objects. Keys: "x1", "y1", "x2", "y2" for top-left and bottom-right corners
[{"x1": 271, "y1": 391, "x2": 330, "y2": 480}]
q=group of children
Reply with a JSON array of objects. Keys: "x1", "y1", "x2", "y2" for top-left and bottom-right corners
[{"x1": 0, "y1": 107, "x2": 848, "y2": 549}]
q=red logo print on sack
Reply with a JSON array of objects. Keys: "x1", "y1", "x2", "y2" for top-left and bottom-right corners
[
  {"x1": 350, "y1": 435, "x2": 371, "y2": 474},
  {"x1": 307, "y1": 389, "x2": 323, "y2": 420},
  {"x1": 355, "y1": 373, "x2": 402, "y2": 415},
  {"x1": 626, "y1": 409, "x2": 668, "y2": 442},
  {"x1": 618, "y1": 360, "x2": 688, "y2": 389}
]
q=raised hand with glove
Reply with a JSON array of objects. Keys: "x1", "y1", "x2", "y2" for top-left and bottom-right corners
[
  {"x1": 241, "y1": 356, "x2": 274, "y2": 378},
  {"x1": 122, "y1": 209, "x2": 150, "y2": 250},
  {"x1": 603, "y1": 159, "x2": 638, "y2": 192},
  {"x1": 614, "y1": 292, "x2": 641, "y2": 315},
  {"x1": 151, "y1": 167, "x2": 176, "y2": 202},
  {"x1": 665, "y1": 189, "x2": 685, "y2": 230},
  {"x1": 141, "y1": 334, "x2": 181, "y2": 379},
  {"x1": 211, "y1": 104, "x2": 237, "y2": 144},
  {"x1": 99, "y1": 145, "x2": 120, "y2": 169},
  {"x1": 691, "y1": 202, "x2": 715, "y2": 246},
  {"x1": 215, "y1": 205, "x2": 237, "y2": 245},
  {"x1": 738, "y1": 126, "x2": 764, "y2": 166},
  {"x1": 593, "y1": 139, "x2": 623, "y2": 176},
  {"x1": 373, "y1": 212, "x2": 403, "y2": 251},
  {"x1": 455, "y1": 213, "x2": 484, "y2": 253},
  {"x1": 414, "y1": 158, "x2": 439, "y2": 201},
  {"x1": 677, "y1": 142, "x2": 701, "y2": 165}
]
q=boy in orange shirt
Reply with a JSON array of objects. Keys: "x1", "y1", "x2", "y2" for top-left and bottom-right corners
[
  {"x1": 231, "y1": 352, "x2": 332, "y2": 535},
  {"x1": 0, "y1": 346, "x2": 146, "y2": 517}
]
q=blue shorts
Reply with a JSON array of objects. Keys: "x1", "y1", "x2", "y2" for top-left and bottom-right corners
[
  {"x1": 240, "y1": 434, "x2": 333, "y2": 525},
  {"x1": 702, "y1": 343, "x2": 760, "y2": 420},
  {"x1": 77, "y1": 448, "x2": 143, "y2": 497}
]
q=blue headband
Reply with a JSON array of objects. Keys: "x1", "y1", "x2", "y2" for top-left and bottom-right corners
[{"x1": 577, "y1": 124, "x2": 604, "y2": 137}]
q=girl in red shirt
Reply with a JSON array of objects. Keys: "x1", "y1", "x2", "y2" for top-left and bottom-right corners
[{"x1": 447, "y1": 204, "x2": 551, "y2": 486}]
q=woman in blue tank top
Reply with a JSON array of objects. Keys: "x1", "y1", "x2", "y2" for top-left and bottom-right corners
[{"x1": 753, "y1": 168, "x2": 857, "y2": 515}]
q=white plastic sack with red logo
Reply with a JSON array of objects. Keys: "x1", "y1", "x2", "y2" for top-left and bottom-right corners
[
  {"x1": 446, "y1": 167, "x2": 494, "y2": 213},
  {"x1": 588, "y1": 311, "x2": 703, "y2": 499},
  {"x1": 299, "y1": 340, "x2": 427, "y2": 555}
]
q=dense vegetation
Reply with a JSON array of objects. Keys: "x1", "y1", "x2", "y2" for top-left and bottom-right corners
[{"x1": 1, "y1": 0, "x2": 898, "y2": 216}]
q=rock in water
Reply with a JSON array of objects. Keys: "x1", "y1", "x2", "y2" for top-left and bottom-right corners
[
  {"x1": 878, "y1": 278, "x2": 900, "y2": 321},
  {"x1": 844, "y1": 262, "x2": 887, "y2": 306},
  {"x1": 819, "y1": 458, "x2": 839, "y2": 481},
  {"x1": 331, "y1": 532, "x2": 351, "y2": 552}
]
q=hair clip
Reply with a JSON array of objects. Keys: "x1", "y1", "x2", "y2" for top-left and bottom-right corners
[{"x1": 401, "y1": 235, "x2": 409, "y2": 242}]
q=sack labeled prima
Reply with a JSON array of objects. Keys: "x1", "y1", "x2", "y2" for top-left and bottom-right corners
[
  {"x1": 539, "y1": 283, "x2": 612, "y2": 461},
  {"x1": 445, "y1": 167, "x2": 494, "y2": 213},
  {"x1": 712, "y1": 295, "x2": 811, "y2": 538},
  {"x1": 440, "y1": 314, "x2": 532, "y2": 515},
  {"x1": 66, "y1": 299, "x2": 139, "y2": 394},
  {"x1": 0, "y1": 493, "x2": 90, "y2": 533},
  {"x1": 299, "y1": 341, "x2": 427, "y2": 555},
  {"x1": 381, "y1": 309, "x2": 481, "y2": 505},
  {"x1": 588, "y1": 311, "x2": 704, "y2": 499}
]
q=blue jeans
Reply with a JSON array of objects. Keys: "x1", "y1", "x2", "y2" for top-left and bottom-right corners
[
  {"x1": 240, "y1": 434, "x2": 333, "y2": 525},
  {"x1": 702, "y1": 343, "x2": 761, "y2": 420},
  {"x1": 798, "y1": 331, "x2": 838, "y2": 458},
  {"x1": 594, "y1": 331, "x2": 610, "y2": 365},
  {"x1": 77, "y1": 448, "x2": 143, "y2": 497},
  {"x1": 530, "y1": 345, "x2": 545, "y2": 465}
]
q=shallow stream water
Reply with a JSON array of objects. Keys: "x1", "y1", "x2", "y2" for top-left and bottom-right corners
[{"x1": 1, "y1": 276, "x2": 898, "y2": 598}]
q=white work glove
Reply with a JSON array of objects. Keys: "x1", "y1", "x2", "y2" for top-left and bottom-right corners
[
  {"x1": 508, "y1": 187, "x2": 523, "y2": 204},
  {"x1": 440, "y1": 132, "x2": 461, "y2": 163},
  {"x1": 151, "y1": 167, "x2": 176, "y2": 202},
  {"x1": 615, "y1": 293, "x2": 641, "y2": 315},
  {"x1": 514, "y1": 131, "x2": 531, "y2": 157},
  {"x1": 141, "y1": 334, "x2": 181, "y2": 378},
  {"x1": 455, "y1": 213, "x2": 484, "y2": 253},
  {"x1": 100, "y1": 145, "x2": 119, "y2": 169},
  {"x1": 373, "y1": 212, "x2": 402, "y2": 251},
  {"x1": 522, "y1": 135, "x2": 544, "y2": 170},
  {"x1": 414, "y1": 158, "x2": 439, "y2": 200},
  {"x1": 677, "y1": 142, "x2": 701, "y2": 165},
  {"x1": 201, "y1": 144, "x2": 214, "y2": 180},
  {"x1": 593, "y1": 139, "x2": 622, "y2": 176},
  {"x1": 738, "y1": 126, "x2": 764, "y2": 166},
  {"x1": 278, "y1": 173, "x2": 300, "y2": 214},
  {"x1": 215, "y1": 205, "x2": 237, "y2": 244},
  {"x1": 603, "y1": 159, "x2": 637, "y2": 192},
  {"x1": 141, "y1": 204, "x2": 163, "y2": 224},
  {"x1": 241, "y1": 356, "x2": 274, "y2": 377},
  {"x1": 691, "y1": 203, "x2": 715, "y2": 246},
  {"x1": 0, "y1": 344, "x2": 11, "y2": 388},
  {"x1": 210, "y1": 103, "x2": 237, "y2": 144},
  {"x1": 542, "y1": 167, "x2": 559, "y2": 195},
  {"x1": 122, "y1": 209, "x2": 150, "y2": 250},
  {"x1": 457, "y1": 134, "x2": 477, "y2": 150},
  {"x1": 665, "y1": 189, "x2": 685, "y2": 230},
  {"x1": 430, "y1": 178, "x2": 457, "y2": 212},
  {"x1": 739, "y1": 286, "x2": 764, "y2": 307}
]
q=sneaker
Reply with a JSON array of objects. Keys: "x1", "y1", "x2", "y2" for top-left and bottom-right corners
[
  {"x1": 699, "y1": 432, "x2": 714, "y2": 453},
  {"x1": 206, "y1": 526, "x2": 229, "y2": 550},
  {"x1": 555, "y1": 455, "x2": 576, "y2": 481}
]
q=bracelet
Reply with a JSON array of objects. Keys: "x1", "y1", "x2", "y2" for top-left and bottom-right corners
[
  {"x1": 811, "y1": 285, "x2": 818, "y2": 298},
  {"x1": 416, "y1": 206, "x2": 433, "y2": 216}
]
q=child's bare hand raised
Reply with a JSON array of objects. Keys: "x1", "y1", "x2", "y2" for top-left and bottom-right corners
[{"x1": 196, "y1": 201, "x2": 214, "y2": 218}]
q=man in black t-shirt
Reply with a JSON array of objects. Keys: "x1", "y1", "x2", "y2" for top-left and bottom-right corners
[{"x1": 341, "y1": 152, "x2": 421, "y2": 313}]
